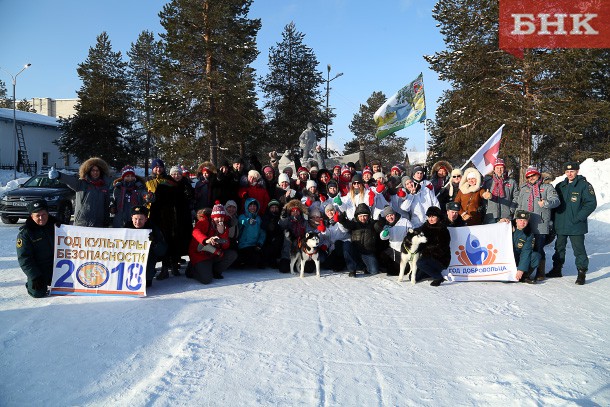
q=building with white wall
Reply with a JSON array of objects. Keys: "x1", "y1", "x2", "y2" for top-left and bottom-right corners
[
  {"x1": 30, "y1": 97, "x2": 77, "y2": 118},
  {"x1": 0, "y1": 107, "x2": 78, "y2": 173}
]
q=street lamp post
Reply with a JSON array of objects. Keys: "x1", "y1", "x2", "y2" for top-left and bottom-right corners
[
  {"x1": 325, "y1": 64, "x2": 343, "y2": 155},
  {"x1": 1, "y1": 63, "x2": 32, "y2": 179}
]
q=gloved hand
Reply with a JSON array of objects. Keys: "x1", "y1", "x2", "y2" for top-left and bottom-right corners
[
  {"x1": 426, "y1": 184, "x2": 433, "y2": 190},
  {"x1": 143, "y1": 191, "x2": 155, "y2": 203},
  {"x1": 333, "y1": 212, "x2": 340, "y2": 224},
  {"x1": 32, "y1": 277, "x2": 47, "y2": 291},
  {"x1": 333, "y1": 195, "x2": 342, "y2": 205},
  {"x1": 305, "y1": 197, "x2": 313, "y2": 207},
  {"x1": 397, "y1": 188, "x2": 406, "y2": 198},
  {"x1": 319, "y1": 194, "x2": 327, "y2": 202},
  {"x1": 317, "y1": 222, "x2": 326, "y2": 233},
  {"x1": 148, "y1": 232, "x2": 154, "y2": 242},
  {"x1": 48, "y1": 166, "x2": 59, "y2": 180},
  {"x1": 381, "y1": 226, "x2": 390, "y2": 239},
  {"x1": 376, "y1": 179, "x2": 386, "y2": 193},
  {"x1": 368, "y1": 190, "x2": 375, "y2": 206},
  {"x1": 320, "y1": 244, "x2": 328, "y2": 252},
  {"x1": 240, "y1": 191, "x2": 248, "y2": 199}
]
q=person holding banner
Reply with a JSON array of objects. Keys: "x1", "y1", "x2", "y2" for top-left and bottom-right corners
[
  {"x1": 415, "y1": 206, "x2": 450, "y2": 286},
  {"x1": 547, "y1": 162, "x2": 597, "y2": 285},
  {"x1": 512, "y1": 210, "x2": 540, "y2": 284},
  {"x1": 16, "y1": 200, "x2": 57, "y2": 298},
  {"x1": 48, "y1": 157, "x2": 112, "y2": 227},
  {"x1": 454, "y1": 167, "x2": 486, "y2": 226},
  {"x1": 126, "y1": 206, "x2": 167, "y2": 287}
]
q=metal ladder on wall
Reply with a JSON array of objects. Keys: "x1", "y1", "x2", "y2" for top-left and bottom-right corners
[{"x1": 16, "y1": 124, "x2": 32, "y2": 176}]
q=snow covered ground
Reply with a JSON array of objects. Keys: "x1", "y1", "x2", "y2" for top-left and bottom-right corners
[{"x1": 1, "y1": 160, "x2": 609, "y2": 406}]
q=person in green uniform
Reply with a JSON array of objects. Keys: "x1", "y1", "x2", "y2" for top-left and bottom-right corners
[
  {"x1": 16, "y1": 200, "x2": 57, "y2": 298},
  {"x1": 546, "y1": 162, "x2": 597, "y2": 285},
  {"x1": 512, "y1": 210, "x2": 539, "y2": 284}
]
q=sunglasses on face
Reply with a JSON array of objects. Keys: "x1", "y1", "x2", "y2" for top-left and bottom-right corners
[{"x1": 452, "y1": 175, "x2": 461, "y2": 178}]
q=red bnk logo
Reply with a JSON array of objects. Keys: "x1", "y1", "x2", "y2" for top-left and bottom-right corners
[{"x1": 500, "y1": 0, "x2": 610, "y2": 58}]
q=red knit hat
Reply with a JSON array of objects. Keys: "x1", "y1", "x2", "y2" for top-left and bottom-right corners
[
  {"x1": 341, "y1": 165, "x2": 351, "y2": 177},
  {"x1": 494, "y1": 158, "x2": 505, "y2": 168},
  {"x1": 121, "y1": 165, "x2": 135, "y2": 179},
  {"x1": 362, "y1": 166, "x2": 373, "y2": 176},
  {"x1": 297, "y1": 166, "x2": 309, "y2": 175},
  {"x1": 211, "y1": 201, "x2": 226, "y2": 219},
  {"x1": 525, "y1": 166, "x2": 540, "y2": 178},
  {"x1": 333, "y1": 165, "x2": 341, "y2": 172},
  {"x1": 390, "y1": 165, "x2": 402, "y2": 175}
]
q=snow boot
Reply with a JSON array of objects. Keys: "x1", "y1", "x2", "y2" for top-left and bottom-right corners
[
  {"x1": 348, "y1": 271, "x2": 356, "y2": 278},
  {"x1": 535, "y1": 259, "x2": 546, "y2": 281},
  {"x1": 157, "y1": 265, "x2": 169, "y2": 280},
  {"x1": 575, "y1": 269, "x2": 586, "y2": 285},
  {"x1": 546, "y1": 263, "x2": 563, "y2": 278},
  {"x1": 171, "y1": 263, "x2": 181, "y2": 276},
  {"x1": 520, "y1": 268, "x2": 536, "y2": 284},
  {"x1": 279, "y1": 258, "x2": 291, "y2": 273},
  {"x1": 430, "y1": 278, "x2": 443, "y2": 287}
]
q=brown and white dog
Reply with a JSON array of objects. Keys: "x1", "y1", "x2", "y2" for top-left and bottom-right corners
[
  {"x1": 398, "y1": 228, "x2": 427, "y2": 284},
  {"x1": 289, "y1": 231, "x2": 321, "y2": 278}
]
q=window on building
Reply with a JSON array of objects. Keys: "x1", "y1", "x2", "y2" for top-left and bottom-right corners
[{"x1": 42, "y1": 152, "x2": 49, "y2": 166}]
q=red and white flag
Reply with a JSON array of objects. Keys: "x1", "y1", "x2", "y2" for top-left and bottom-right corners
[{"x1": 468, "y1": 124, "x2": 504, "y2": 175}]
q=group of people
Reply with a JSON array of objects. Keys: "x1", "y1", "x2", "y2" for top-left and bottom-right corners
[{"x1": 16, "y1": 151, "x2": 597, "y2": 298}]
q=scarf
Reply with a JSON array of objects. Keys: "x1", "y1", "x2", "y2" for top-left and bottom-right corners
[
  {"x1": 491, "y1": 174, "x2": 505, "y2": 200},
  {"x1": 528, "y1": 179, "x2": 542, "y2": 212}
]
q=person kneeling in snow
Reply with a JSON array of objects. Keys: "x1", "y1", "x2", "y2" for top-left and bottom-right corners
[
  {"x1": 415, "y1": 206, "x2": 451, "y2": 286},
  {"x1": 126, "y1": 206, "x2": 167, "y2": 287},
  {"x1": 512, "y1": 210, "x2": 540, "y2": 284},
  {"x1": 188, "y1": 202, "x2": 237, "y2": 284}
]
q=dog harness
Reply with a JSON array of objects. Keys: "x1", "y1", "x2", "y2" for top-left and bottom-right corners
[{"x1": 401, "y1": 242, "x2": 418, "y2": 262}]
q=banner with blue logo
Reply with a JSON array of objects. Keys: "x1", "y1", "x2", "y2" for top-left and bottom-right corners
[
  {"x1": 444, "y1": 222, "x2": 518, "y2": 282},
  {"x1": 50, "y1": 225, "x2": 151, "y2": 297}
]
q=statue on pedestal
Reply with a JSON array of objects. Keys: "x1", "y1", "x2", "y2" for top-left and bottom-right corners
[{"x1": 298, "y1": 122, "x2": 316, "y2": 160}]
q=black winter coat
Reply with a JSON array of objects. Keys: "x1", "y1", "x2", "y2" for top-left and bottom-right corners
[
  {"x1": 16, "y1": 215, "x2": 58, "y2": 283},
  {"x1": 418, "y1": 221, "x2": 451, "y2": 268}
]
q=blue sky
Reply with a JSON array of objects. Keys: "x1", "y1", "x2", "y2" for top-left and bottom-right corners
[{"x1": 1, "y1": 0, "x2": 448, "y2": 154}]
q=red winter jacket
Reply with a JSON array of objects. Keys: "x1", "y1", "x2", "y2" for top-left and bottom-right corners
[{"x1": 188, "y1": 216, "x2": 231, "y2": 265}]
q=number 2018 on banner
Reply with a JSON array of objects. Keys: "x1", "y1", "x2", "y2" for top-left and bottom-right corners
[{"x1": 54, "y1": 259, "x2": 145, "y2": 292}]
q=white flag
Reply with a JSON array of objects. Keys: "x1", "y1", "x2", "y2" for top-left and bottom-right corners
[{"x1": 468, "y1": 124, "x2": 504, "y2": 175}]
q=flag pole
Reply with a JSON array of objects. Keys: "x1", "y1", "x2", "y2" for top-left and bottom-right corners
[{"x1": 460, "y1": 124, "x2": 505, "y2": 171}]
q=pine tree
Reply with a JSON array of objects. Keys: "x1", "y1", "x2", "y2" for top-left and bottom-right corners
[
  {"x1": 261, "y1": 22, "x2": 325, "y2": 154},
  {"x1": 0, "y1": 80, "x2": 10, "y2": 108},
  {"x1": 57, "y1": 32, "x2": 133, "y2": 170},
  {"x1": 127, "y1": 30, "x2": 164, "y2": 175},
  {"x1": 157, "y1": 0, "x2": 262, "y2": 167},
  {"x1": 344, "y1": 91, "x2": 407, "y2": 168},
  {"x1": 425, "y1": 0, "x2": 610, "y2": 181}
]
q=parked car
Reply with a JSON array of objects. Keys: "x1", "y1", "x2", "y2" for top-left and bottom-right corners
[{"x1": 0, "y1": 174, "x2": 75, "y2": 224}]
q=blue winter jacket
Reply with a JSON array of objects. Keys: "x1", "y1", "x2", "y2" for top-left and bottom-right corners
[{"x1": 238, "y1": 197, "x2": 266, "y2": 249}]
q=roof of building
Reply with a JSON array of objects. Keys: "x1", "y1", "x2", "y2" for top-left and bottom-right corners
[{"x1": 0, "y1": 108, "x2": 60, "y2": 128}]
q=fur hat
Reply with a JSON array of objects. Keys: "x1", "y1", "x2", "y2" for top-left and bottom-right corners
[
  {"x1": 28, "y1": 199, "x2": 48, "y2": 214},
  {"x1": 131, "y1": 205, "x2": 149, "y2": 217},
  {"x1": 211, "y1": 201, "x2": 226, "y2": 219},
  {"x1": 451, "y1": 168, "x2": 463, "y2": 178},
  {"x1": 381, "y1": 205, "x2": 395, "y2": 218},
  {"x1": 278, "y1": 173, "x2": 291, "y2": 185},
  {"x1": 525, "y1": 166, "x2": 540, "y2": 178},
  {"x1": 248, "y1": 170, "x2": 261, "y2": 180},
  {"x1": 446, "y1": 202, "x2": 461, "y2": 212},
  {"x1": 426, "y1": 206, "x2": 443, "y2": 218},
  {"x1": 151, "y1": 158, "x2": 165, "y2": 169},
  {"x1": 306, "y1": 179, "x2": 317, "y2": 189},
  {"x1": 515, "y1": 209, "x2": 530, "y2": 220},
  {"x1": 121, "y1": 165, "x2": 135, "y2": 179},
  {"x1": 170, "y1": 166, "x2": 182, "y2": 175}
]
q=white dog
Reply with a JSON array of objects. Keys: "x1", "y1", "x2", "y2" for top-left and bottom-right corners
[
  {"x1": 398, "y1": 228, "x2": 427, "y2": 284},
  {"x1": 290, "y1": 231, "x2": 321, "y2": 278}
]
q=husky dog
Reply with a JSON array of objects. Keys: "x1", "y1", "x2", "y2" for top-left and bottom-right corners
[
  {"x1": 398, "y1": 228, "x2": 427, "y2": 284},
  {"x1": 289, "y1": 231, "x2": 321, "y2": 278}
]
